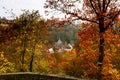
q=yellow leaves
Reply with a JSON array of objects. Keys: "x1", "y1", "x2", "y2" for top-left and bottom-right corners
[
  {"x1": 0, "y1": 53, "x2": 4, "y2": 58},
  {"x1": 26, "y1": 48, "x2": 30, "y2": 52},
  {"x1": 37, "y1": 44, "x2": 42, "y2": 48},
  {"x1": 0, "y1": 52, "x2": 5, "y2": 62},
  {"x1": 109, "y1": 68, "x2": 118, "y2": 74},
  {"x1": 102, "y1": 67, "x2": 120, "y2": 80},
  {"x1": 38, "y1": 58, "x2": 51, "y2": 73},
  {"x1": 0, "y1": 52, "x2": 15, "y2": 73}
]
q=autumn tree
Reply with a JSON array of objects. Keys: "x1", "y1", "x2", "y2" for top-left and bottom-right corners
[
  {"x1": 78, "y1": 23, "x2": 120, "y2": 79},
  {"x1": 45, "y1": 0, "x2": 120, "y2": 80},
  {"x1": 60, "y1": 22, "x2": 120, "y2": 79},
  {"x1": 12, "y1": 10, "x2": 40, "y2": 72},
  {"x1": 0, "y1": 10, "x2": 60, "y2": 74},
  {"x1": 0, "y1": 52, "x2": 15, "y2": 73},
  {"x1": 10, "y1": 10, "x2": 50, "y2": 72}
]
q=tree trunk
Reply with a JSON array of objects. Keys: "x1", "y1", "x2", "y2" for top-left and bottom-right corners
[
  {"x1": 21, "y1": 35, "x2": 27, "y2": 72},
  {"x1": 29, "y1": 39, "x2": 36, "y2": 72},
  {"x1": 29, "y1": 48, "x2": 35, "y2": 72},
  {"x1": 29, "y1": 52, "x2": 34, "y2": 72},
  {"x1": 97, "y1": 17, "x2": 105, "y2": 80}
]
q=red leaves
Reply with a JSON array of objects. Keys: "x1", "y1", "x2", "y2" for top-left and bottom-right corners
[{"x1": 78, "y1": 23, "x2": 99, "y2": 42}]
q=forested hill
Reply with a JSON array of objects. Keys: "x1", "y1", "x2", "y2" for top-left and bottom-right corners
[
  {"x1": 0, "y1": 18, "x2": 79, "y2": 45},
  {"x1": 48, "y1": 24, "x2": 79, "y2": 44}
]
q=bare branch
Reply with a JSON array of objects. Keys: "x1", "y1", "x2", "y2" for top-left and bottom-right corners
[
  {"x1": 105, "y1": 0, "x2": 111, "y2": 12},
  {"x1": 89, "y1": 0, "x2": 99, "y2": 16},
  {"x1": 67, "y1": 12, "x2": 99, "y2": 24},
  {"x1": 105, "y1": 10, "x2": 120, "y2": 30},
  {"x1": 97, "y1": 0, "x2": 102, "y2": 11},
  {"x1": 102, "y1": 0, "x2": 105, "y2": 12}
]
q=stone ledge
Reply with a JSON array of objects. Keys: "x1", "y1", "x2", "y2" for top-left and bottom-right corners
[{"x1": 0, "y1": 72, "x2": 80, "y2": 80}]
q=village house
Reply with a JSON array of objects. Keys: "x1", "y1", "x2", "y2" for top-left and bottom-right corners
[{"x1": 48, "y1": 38, "x2": 73, "y2": 53}]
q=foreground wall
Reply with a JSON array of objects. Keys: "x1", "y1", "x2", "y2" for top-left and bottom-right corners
[{"x1": 0, "y1": 72, "x2": 79, "y2": 80}]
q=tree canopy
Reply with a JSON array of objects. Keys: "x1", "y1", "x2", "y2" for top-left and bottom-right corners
[{"x1": 45, "y1": 0, "x2": 120, "y2": 80}]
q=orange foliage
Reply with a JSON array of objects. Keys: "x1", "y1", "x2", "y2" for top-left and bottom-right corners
[
  {"x1": 79, "y1": 23, "x2": 120, "y2": 79},
  {"x1": 62, "y1": 23, "x2": 120, "y2": 79}
]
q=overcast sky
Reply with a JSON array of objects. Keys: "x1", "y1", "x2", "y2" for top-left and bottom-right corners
[{"x1": 0, "y1": 0, "x2": 48, "y2": 19}]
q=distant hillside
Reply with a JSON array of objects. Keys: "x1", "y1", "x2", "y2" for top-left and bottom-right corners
[{"x1": 48, "y1": 24, "x2": 79, "y2": 44}]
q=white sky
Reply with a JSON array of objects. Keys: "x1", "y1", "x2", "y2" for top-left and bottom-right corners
[
  {"x1": 0, "y1": 0, "x2": 49, "y2": 19},
  {"x1": 0, "y1": 0, "x2": 120, "y2": 20}
]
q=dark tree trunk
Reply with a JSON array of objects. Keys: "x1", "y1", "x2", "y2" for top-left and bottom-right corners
[
  {"x1": 29, "y1": 41, "x2": 36, "y2": 72},
  {"x1": 20, "y1": 35, "x2": 27, "y2": 72},
  {"x1": 29, "y1": 51, "x2": 35, "y2": 72},
  {"x1": 97, "y1": 17, "x2": 105, "y2": 80}
]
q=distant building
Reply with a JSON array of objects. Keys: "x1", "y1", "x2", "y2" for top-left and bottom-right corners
[
  {"x1": 55, "y1": 38, "x2": 63, "y2": 49},
  {"x1": 48, "y1": 38, "x2": 73, "y2": 53}
]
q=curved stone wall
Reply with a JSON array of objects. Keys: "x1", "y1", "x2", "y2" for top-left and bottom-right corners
[{"x1": 0, "y1": 72, "x2": 79, "y2": 80}]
